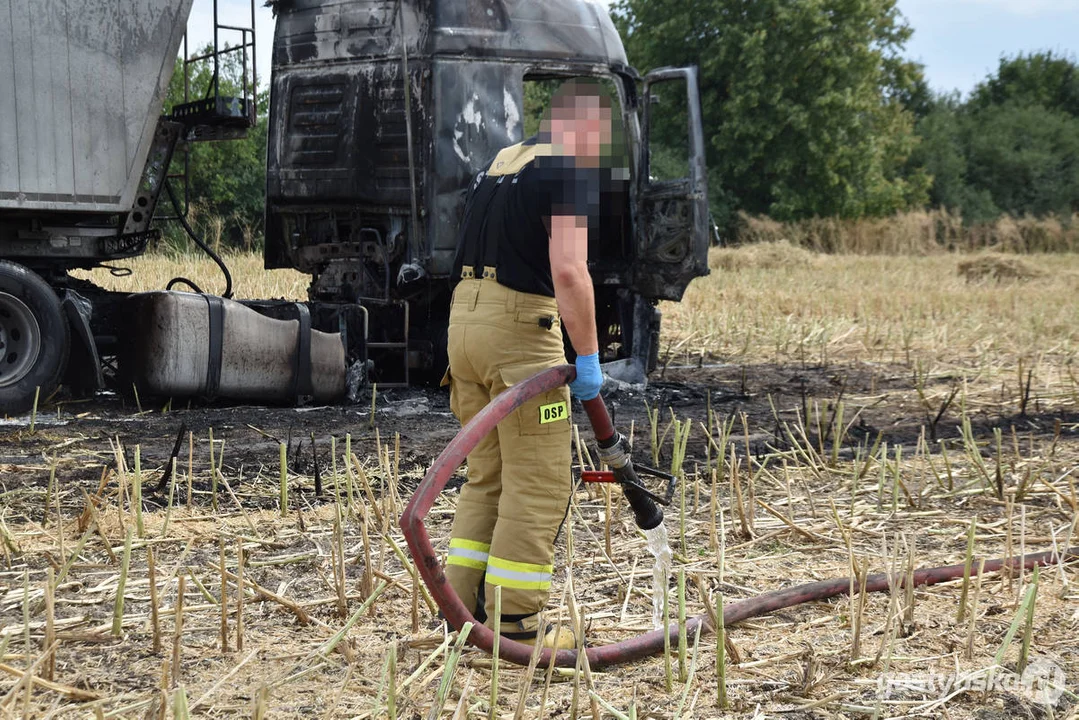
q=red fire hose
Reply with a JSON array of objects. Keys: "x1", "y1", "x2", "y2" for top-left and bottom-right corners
[{"x1": 400, "y1": 365, "x2": 1079, "y2": 669}]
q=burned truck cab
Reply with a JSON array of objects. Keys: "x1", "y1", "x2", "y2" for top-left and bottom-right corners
[{"x1": 265, "y1": 0, "x2": 709, "y2": 385}]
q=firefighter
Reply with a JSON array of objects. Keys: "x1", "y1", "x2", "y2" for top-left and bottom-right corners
[{"x1": 441, "y1": 80, "x2": 613, "y2": 648}]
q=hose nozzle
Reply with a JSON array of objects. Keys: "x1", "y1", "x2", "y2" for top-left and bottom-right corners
[{"x1": 597, "y1": 433, "x2": 665, "y2": 531}]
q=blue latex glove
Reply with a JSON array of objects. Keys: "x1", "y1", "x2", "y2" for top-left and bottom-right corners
[{"x1": 569, "y1": 352, "x2": 603, "y2": 401}]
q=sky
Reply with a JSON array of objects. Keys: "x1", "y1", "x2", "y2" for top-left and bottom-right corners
[
  {"x1": 185, "y1": 0, "x2": 1079, "y2": 99},
  {"x1": 897, "y1": 0, "x2": 1079, "y2": 96}
]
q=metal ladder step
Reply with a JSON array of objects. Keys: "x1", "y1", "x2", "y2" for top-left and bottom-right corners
[{"x1": 363, "y1": 300, "x2": 409, "y2": 388}]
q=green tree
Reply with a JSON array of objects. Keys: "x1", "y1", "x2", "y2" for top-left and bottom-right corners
[
  {"x1": 963, "y1": 102, "x2": 1079, "y2": 218},
  {"x1": 162, "y1": 46, "x2": 268, "y2": 248},
  {"x1": 612, "y1": 0, "x2": 929, "y2": 227},
  {"x1": 969, "y1": 52, "x2": 1079, "y2": 118},
  {"x1": 907, "y1": 93, "x2": 995, "y2": 221},
  {"x1": 891, "y1": 63, "x2": 934, "y2": 122},
  {"x1": 909, "y1": 52, "x2": 1079, "y2": 221}
]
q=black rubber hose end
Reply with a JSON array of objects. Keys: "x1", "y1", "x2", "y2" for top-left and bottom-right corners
[
  {"x1": 597, "y1": 434, "x2": 665, "y2": 530},
  {"x1": 623, "y1": 481, "x2": 664, "y2": 531}
]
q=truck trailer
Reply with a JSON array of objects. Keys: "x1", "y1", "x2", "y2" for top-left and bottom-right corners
[{"x1": 0, "y1": 0, "x2": 710, "y2": 415}]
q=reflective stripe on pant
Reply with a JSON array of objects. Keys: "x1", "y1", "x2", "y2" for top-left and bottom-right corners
[
  {"x1": 447, "y1": 538, "x2": 490, "y2": 571},
  {"x1": 443, "y1": 279, "x2": 572, "y2": 628},
  {"x1": 486, "y1": 555, "x2": 553, "y2": 591}
]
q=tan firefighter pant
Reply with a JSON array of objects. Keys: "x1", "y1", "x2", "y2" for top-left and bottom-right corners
[{"x1": 442, "y1": 278, "x2": 573, "y2": 635}]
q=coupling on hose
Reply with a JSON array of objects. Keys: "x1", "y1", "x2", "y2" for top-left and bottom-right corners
[{"x1": 597, "y1": 431, "x2": 632, "y2": 469}]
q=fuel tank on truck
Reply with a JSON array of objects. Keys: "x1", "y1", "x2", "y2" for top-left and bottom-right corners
[{"x1": 120, "y1": 292, "x2": 346, "y2": 405}]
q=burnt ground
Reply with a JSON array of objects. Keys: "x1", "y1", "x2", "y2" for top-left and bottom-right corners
[{"x1": 3, "y1": 358, "x2": 1076, "y2": 499}]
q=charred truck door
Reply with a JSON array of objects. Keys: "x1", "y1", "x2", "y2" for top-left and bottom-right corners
[
  {"x1": 633, "y1": 66, "x2": 710, "y2": 303},
  {"x1": 603, "y1": 64, "x2": 709, "y2": 381}
]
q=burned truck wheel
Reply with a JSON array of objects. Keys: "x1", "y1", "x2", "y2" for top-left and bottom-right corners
[{"x1": 0, "y1": 261, "x2": 70, "y2": 415}]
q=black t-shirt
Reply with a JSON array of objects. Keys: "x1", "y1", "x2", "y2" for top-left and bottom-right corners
[{"x1": 452, "y1": 137, "x2": 601, "y2": 298}]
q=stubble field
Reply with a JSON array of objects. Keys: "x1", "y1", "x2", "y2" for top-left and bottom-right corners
[{"x1": 1, "y1": 245, "x2": 1078, "y2": 719}]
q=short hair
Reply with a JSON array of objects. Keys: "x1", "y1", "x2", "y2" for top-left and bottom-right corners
[{"x1": 549, "y1": 77, "x2": 614, "y2": 114}]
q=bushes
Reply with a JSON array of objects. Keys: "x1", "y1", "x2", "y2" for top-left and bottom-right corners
[
  {"x1": 734, "y1": 210, "x2": 1079, "y2": 254},
  {"x1": 155, "y1": 201, "x2": 263, "y2": 256}
]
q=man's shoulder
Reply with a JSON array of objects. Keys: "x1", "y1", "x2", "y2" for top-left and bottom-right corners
[{"x1": 487, "y1": 136, "x2": 554, "y2": 177}]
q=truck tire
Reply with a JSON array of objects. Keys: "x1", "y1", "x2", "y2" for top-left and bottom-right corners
[{"x1": 0, "y1": 261, "x2": 70, "y2": 415}]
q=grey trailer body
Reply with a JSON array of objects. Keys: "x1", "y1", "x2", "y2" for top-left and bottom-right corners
[
  {"x1": 0, "y1": 0, "x2": 193, "y2": 217},
  {"x1": 0, "y1": 0, "x2": 197, "y2": 415},
  {"x1": 264, "y1": 0, "x2": 710, "y2": 383},
  {"x1": 0, "y1": 0, "x2": 267, "y2": 415}
]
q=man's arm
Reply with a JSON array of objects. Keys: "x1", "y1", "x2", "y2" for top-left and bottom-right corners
[{"x1": 549, "y1": 214, "x2": 598, "y2": 357}]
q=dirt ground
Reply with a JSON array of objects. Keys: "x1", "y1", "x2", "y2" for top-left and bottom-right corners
[
  {"x1": 2, "y1": 353, "x2": 1077, "y2": 719},
  {"x1": 3, "y1": 247, "x2": 1079, "y2": 718}
]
